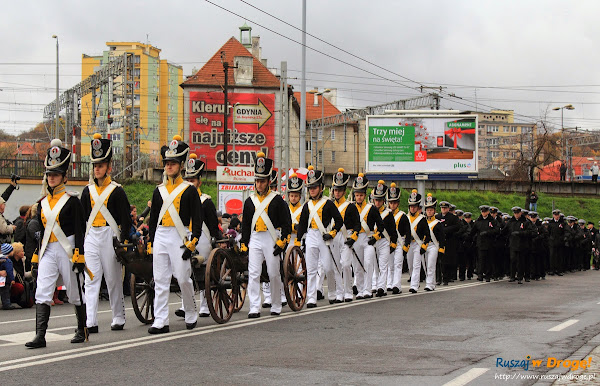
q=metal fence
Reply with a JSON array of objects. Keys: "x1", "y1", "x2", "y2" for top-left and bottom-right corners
[{"x1": 0, "y1": 159, "x2": 90, "y2": 180}]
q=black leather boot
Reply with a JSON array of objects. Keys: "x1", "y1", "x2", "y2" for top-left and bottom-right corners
[
  {"x1": 25, "y1": 303, "x2": 51, "y2": 349},
  {"x1": 71, "y1": 304, "x2": 88, "y2": 343}
]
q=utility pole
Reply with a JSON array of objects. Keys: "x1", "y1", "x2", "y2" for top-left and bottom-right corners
[
  {"x1": 52, "y1": 35, "x2": 59, "y2": 140},
  {"x1": 282, "y1": 62, "x2": 289, "y2": 191},
  {"x1": 221, "y1": 52, "x2": 237, "y2": 167},
  {"x1": 299, "y1": 0, "x2": 307, "y2": 168}
]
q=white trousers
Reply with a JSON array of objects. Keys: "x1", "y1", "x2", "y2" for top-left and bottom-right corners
[
  {"x1": 375, "y1": 237, "x2": 391, "y2": 291},
  {"x1": 84, "y1": 226, "x2": 125, "y2": 327},
  {"x1": 424, "y1": 243, "x2": 438, "y2": 290},
  {"x1": 329, "y1": 232, "x2": 346, "y2": 301},
  {"x1": 152, "y1": 226, "x2": 197, "y2": 328},
  {"x1": 352, "y1": 233, "x2": 376, "y2": 297},
  {"x1": 248, "y1": 231, "x2": 282, "y2": 314},
  {"x1": 305, "y1": 229, "x2": 337, "y2": 303},
  {"x1": 179, "y1": 233, "x2": 212, "y2": 315},
  {"x1": 409, "y1": 241, "x2": 423, "y2": 291},
  {"x1": 391, "y1": 244, "x2": 405, "y2": 290},
  {"x1": 35, "y1": 236, "x2": 83, "y2": 306}
]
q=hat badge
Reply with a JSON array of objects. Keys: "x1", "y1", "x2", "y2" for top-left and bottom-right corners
[
  {"x1": 92, "y1": 139, "x2": 102, "y2": 150},
  {"x1": 335, "y1": 172, "x2": 343, "y2": 184},
  {"x1": 356, "y1": 176, "x2": 363, "y2": 185},
  {"x1": 49, "y1": 146, "x2": 61, "y2": 166},
  {"x1": 427, "y1": 196, "x2": 432, "y2": 203},
  {"x1": 390, "y1": 187, "x2": 396, "y2": 195},
  {"x1": 376, "y1": 184, "x2": 383, "y2": 194},
  {"x1": 187, "y1": 158, "x2": 195, "y2": 170},
  {"x1": 410, "y1": 191, "x2": 416, "y2": 199},
  {"x1": 308, "y1": 169, "x2": 315, "y2": 179}
]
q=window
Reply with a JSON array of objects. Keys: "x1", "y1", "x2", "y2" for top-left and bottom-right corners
[
  {"x1": 331, "y1": 128, "x2": 335, "y2": 141},
  {"x1": 511, "y1": 126, "x2": 517, "y2": 133},
  {"x1": 318, "y1": 150, "x2": 323, "y2": 165},
  {"x1": 113, "y1": 109, "x2": 121, "y2": 116},
  {"x1": 133, "y1": 69, "x2": 140, "y2": 77},
  {"x1": 305, "y1": 140, "x2": 312, "y2": 151},
  {"x1": 134, "y1": 55, "x2": 141, "y2": 64},
  {"x1": 490, "y1": 151, "x2": 499, "y2": 158},
  {"x1": 317, "y1": 129, "x2": 323, "y2": 141},
  {"x1": 503, "y1": 126, "x2": 509, "y2": 132},
  {"x1": 478, "y1": 125, "x2": 484, "y2": 129},
  {"x1": 134, "y1": 95, "x2": 140, "y2": 102},
  {"x1": 487, "y1": 125, "x2": 499, "y2": 133},
  {"x1": 487, "y1": 138, "x2": 498, "y2": 146},
  {"x1": 331, "y1": 151, "x2": 336, "y2": 163}
]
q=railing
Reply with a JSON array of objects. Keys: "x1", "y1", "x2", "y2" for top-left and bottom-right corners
[{"x1": 0, "y1": 159, "x2": 90, "y2": 180}]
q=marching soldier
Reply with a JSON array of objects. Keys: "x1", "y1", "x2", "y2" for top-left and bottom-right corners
[
  {"x1": 388, "y1": 183, "x2": 410, "y2": 294},
  {"x1": 547, "y1": 209, "x2": 565, "y2": 276},
  {"x1": 287, "y1": 173, "x2": 304, "y2": 252},
  {"x1": 147, "y1": 135, "x2": 202, "y2": 333},
  {"x1": 404, "y1": 189, "x2": 430, "y2": 294},
  {"x1": 503, "y1": 207, "x2": 534, "y2": 284},
  {"x1": 423, "y1": 194, "x2": 445, "y2": 291},
  {"x1": 564, "y1": 216, "x2": 579, "y2": 272},
  {"x1": 346, "y1": 174, "x2": 384, "y2": 299},
  {"x1": 81, "y1": 133, "x2": 132, "y2": 333},
  {"x1": 489, "y1": 207, "x2": 504, "y2": 280},
  {"x1": 240, "y1": 152, "x2": 291, "y2": 317},
  {"x1": 469, "y1": 205, "x2": 500, "y2": 282},
  {"x1": 330, "y1": 168, "x2": 360, "y2": 302},
  {"x1": 580, "y1": 219, "x2": 592, "y2": 271},
  {"x1": 174, "y1": 153, "x2": 222, "y2": 319},
  {"x1": 462, "y1": 212, "x2": 475, "y2": 280},
  {"x1": 26, "y1": 139, "x2": 87, "y2": 348},
  {"x1": 371, "y1": 181, "x2": 398, "y2": 297},
  {"x1": 436, "y1": 201, "x2": 460, "y2": 285},
  {"x1": 529, "y1": 212, "x2": 548, "y2": 280},
  {"x1": 295, "y1": 166, "x2": 343, "y2": 307}
]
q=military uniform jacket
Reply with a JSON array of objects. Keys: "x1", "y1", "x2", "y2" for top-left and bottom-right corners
[
  {"x1": 297, "y1": 196, "x2": 343, "y2": 240},
  {"x1": 394, "y1": 209, "x2": 411, "y2": 240},
  {"x1": 579, "y1": 227, "x2": 592, "y2": 251},
  {"x1": 241, "y1": 191, "x2": 291, "y2": 247},
  {"x1": 531, "y1": 219, "x2": 548, "y2": 251},
  {"x1": 405, "y1": 213, "x2": 430, "y2": 248},
  {"x1": 435, "y1": 212, "x2": 460, "y2": 257},
  {"x1": 427, "y1": 217, "x2": 446, "y2": 250},
  {"x1": 148, "y1": 176, "x2": 203, "y2": 243},
  {"x1": 81, "y1": 178, "x2": 132, "y2": 242},
  {"x1": 198, "y1": 191, "x2": 222, "y2": 239},
  {"x1": 502, "y1": 216, "x2": 535, "y2": 252},
  {"x1": 353, "y1": 201, "x2": 384, "y2": 238},
  {"x1": 547, "y1": 218, "x2": 566, "y2": 248},
  {"x1": 333, "y1": 197, "x2": 361, "y2": 240},
  {"x1": 376, "y1": 207, "x2": 398, "y2": 246},
  {"x1": 469, "y1": 215, "x2": 500, "y2": 250},
  {"x1": 36, "y1": 184, "x2": 86, "y2": 256},
  {"x1": 564, "y1": 224, "x2": 578, "y2": 248}
]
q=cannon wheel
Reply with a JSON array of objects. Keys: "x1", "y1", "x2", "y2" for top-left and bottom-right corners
[
  {"x1": 233, "y1": 279, "x2": 247, "y2": 313},
  {"x1": 130, "y1": 273, "x2": 154, "y2": 325},
  {"x1": 283, "y1": 246, "x2": 307, "y2": 311},
  {"x1": 205, "y1": 248, "x2": 237, "y2": 324}
]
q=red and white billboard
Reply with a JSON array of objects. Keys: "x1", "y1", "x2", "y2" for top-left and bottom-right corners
[{"x1": 189, "y1": 92, "x2": 275, "y2": 170}]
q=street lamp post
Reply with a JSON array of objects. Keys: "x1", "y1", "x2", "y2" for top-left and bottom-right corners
[
  {"x1": 52, "y1": 35, "x2": 59, "y2": 141},
  {"x1": 228, "y1": 102, "x2": 240, "y2": 164},
  {"x1": 308, "y1": 88, "x2": 330, "y2": 169},
  {"x1": 552, "y1": 104, "x2": 575, "y2": 181}
]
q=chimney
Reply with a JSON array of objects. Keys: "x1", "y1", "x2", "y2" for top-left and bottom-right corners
[
  {"x1": 251, "y1": 36, "x2": 261, "y2": 60},
  {"x1": 234, "y1": 56, "x2": 253, "y2": 86},
  {"x1": 313, "y1": 87, "x2": 319, "y2": 106}
]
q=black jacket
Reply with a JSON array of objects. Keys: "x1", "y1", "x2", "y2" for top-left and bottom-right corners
[
  {"x1": 405, "y1": 213, "x2": 430, "y2": 248},
  {"x1": 435, "y1": 212, "x2": 460, "y2": 256},
  {"x1": 354, "y1": 202, "x2": 384, "y2": 238},
  {"x1": 148, "y1": 182, "x2": 203, "y2": 243},
  {"x1": 334, "y1": 198, "x2": 361, "y2": 240},
  {"x1": 81, "y1": 182, "x2": 132, "y2": 242},
  {"x1": 469, "y1": 215, "x2": 500, "y2": 250},
  {"x1": 297, "y1": 197, "x2": 343, "y2": 240},
  {"x1": 503, "y1": 215, "x2": 535, "y2": 252},
  {"x1": 428, "y1": 218, "x2": 446, "y2": 250},
  {"x1": 547, "y1": 218, "x2": 566, "y2": 248},
  {"x1": 394, "y1": 210, "x2": 411, "y2": 240},
  {"x1": 241, "y1": 192, "x2": 291, "y2": 247},
  {"x1": 200, "y1": 195, "x2": 222, "y2": 239},
  {"x1": 24, "y1": 217, "x2": 41, "y2": 270},
  {"x1": 378, "y1": 209, "x2": 398, "y2": 246}
]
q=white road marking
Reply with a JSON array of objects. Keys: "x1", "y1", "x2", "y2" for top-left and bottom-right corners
[
  {"x1": 0, "y1": 280, "x2": 498, "y2": 372},
  {"x1": 443, "y1": 368, "x2": 489, "y2": 386},
  {"x1": 548, "y1": 319, "x2": 579, "y2": 332},
  {"x1": 0, "y1": 301, "x2": 182, "y2": 326},
  {"x1": 597, "y1": 301, "x2": 600, "y2": 305}
]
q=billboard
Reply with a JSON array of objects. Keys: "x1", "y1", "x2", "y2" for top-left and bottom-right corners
[
  {"x1": 189, "y1": 92, "x2": 275, "y2": 170},
  {"x1": 218, "y1": 183, "x2": 253, "y2": 215},
  {"x1": 216, "y1": 166, "x2": 255, "y2": 183},
  {"x1": 366, "y1": 114, "x2": 478, "y2": 174}
]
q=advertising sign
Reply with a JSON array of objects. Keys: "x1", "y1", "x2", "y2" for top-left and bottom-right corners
[
  {"x1": 218, "y1": 183, "x2": 253, "y2": 215},
  {"x1": 216, "y1": 166, "x2": 255, "y2": 183},
  {"x1": 366, "y1": 114, "x2": 478, "y2": 174},
  {"x1": 189, "y1": 92, "x2": 275, "y2": 170}
]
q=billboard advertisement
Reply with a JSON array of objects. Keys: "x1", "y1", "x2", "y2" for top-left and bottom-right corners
[
  {"x1": 218, "y1": 183, "x2": 253, "y2": 215},
  {"x1": 366, "y1": 114, "x2": 478, "y2": 174},
  {"x1": 189, "y1": 92, "x2": 275, "y2": 170},
  {"x1": 216, "y1": 166, "x2": 255, "y2": 183}
]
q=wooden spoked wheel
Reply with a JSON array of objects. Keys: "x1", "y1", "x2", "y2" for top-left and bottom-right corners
[
  {"x1": 130, "y1": 274, "x2": 154, "y2": 324},
  {"x1": 283, "y1": 246, "x2": 307, "y2": 311},
  {"x1": 205, "y1": 248, "x2": 237, "y2": 324},
  {"x1": 233, "y1": 278, "x2": 247, "y2": 313}
]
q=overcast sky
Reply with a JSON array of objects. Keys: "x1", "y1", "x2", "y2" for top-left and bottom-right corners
[{"x1": 0, "y1": 0, "x2": 598, "y2": 137}]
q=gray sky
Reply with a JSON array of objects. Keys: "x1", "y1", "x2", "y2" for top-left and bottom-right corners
[{"x1": 0, "y1": 0, "x2": 598, "y2": 136}]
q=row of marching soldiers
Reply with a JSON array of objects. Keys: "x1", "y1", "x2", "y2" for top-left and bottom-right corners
[{"x1": 26, "y1": 134, "x2": 224, "y2": 348}]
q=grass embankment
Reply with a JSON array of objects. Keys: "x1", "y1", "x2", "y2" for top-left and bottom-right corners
[{"x1": 122, "y1": 181, "x2": 599, "y2": 221}]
